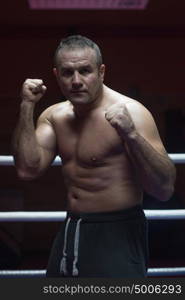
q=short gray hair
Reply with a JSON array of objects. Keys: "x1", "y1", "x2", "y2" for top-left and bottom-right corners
[{"x1": 54, "y1": 35, "x2": 103, "y2": 67}]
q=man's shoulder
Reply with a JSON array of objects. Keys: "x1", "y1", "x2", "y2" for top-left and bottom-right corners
[
  {"x1": 40, "y1": 100, "x2": 73, "y2": 120},
  {"x1": 47, "y1": 100, "x2": 71, "y2": 113},
  {"x1": 106, "y1": 87, "x2": 152, "y2": 119},
  {"x1": 107, "y1": 87, "x2": 146, "y2": 110}
]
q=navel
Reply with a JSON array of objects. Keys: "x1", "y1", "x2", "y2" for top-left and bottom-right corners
[
  {"x1": 73, "y1": 193, "x2": 79, "y2": 200},
  {"x1": 91, "y1": 157, "x2": 97, "y2": 162}
]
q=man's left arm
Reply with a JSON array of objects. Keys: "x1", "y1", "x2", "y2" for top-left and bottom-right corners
[{"x1": 105, "y1": 101, "x2": 176, "y2": 201}]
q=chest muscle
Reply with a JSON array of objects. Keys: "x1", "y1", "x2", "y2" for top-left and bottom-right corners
[{"x1": 55, "y1": 115, "x2": 125, "y2": 166}]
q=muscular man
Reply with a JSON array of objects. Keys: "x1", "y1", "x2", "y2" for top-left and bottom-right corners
[{"x1": 12, "y1": 35, "x2": 176, "y2": 278}]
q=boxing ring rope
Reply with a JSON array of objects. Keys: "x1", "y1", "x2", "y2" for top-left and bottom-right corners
[
  {"x1": 0, "y1": 154, "x2": 185, "y2": 277},
  {"x1": 0, "y1": 209, "x2": 185, "y2": 222},
  {"x1": 1, "y1": 153, "x2": 185, "y2": 165},
  {"x1": 1, "y1": 267, "x2": 185, "y2": 278}
]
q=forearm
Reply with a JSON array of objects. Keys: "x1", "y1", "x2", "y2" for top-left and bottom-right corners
[
  {"x1": 12, "y1": 101, "x2": 42, "y2": 178},
  {"x1": 123, "y1": 131, "x2": 176, "y2": 201},
  {"x1": 105, "y1": 101, "x2": 176, "y2": 201}
]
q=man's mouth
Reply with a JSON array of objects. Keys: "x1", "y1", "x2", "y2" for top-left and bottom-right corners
[{"x1": 71, "y1": 90, "x2": 87, "y2": 94}]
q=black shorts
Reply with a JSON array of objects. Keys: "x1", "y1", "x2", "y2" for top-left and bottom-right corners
[{"x1": 46, "y1": 205, "x2": 148, "y2": 278}]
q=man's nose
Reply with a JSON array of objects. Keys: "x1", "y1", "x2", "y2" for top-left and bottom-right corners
[{"x1": 72, "y1": 71, "x2": 83, "y2": 88}]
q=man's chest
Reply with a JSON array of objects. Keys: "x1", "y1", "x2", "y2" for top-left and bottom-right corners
[{"x1": 54, "y1": 114, "x2": 125, "y2": 165}]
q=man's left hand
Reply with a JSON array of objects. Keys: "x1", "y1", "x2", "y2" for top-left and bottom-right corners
[{"x1": 105, "y1": 103, "x2": 136, "y2": 138}]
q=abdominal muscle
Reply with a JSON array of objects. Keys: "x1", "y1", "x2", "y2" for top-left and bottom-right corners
[{"x1": 62, "y1": 156, "x2": 143, "y2": 213}]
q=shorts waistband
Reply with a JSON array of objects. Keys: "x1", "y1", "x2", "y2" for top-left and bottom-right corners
[{"x1": 67, "y1": 205, "x2": 145, "y2": 223}]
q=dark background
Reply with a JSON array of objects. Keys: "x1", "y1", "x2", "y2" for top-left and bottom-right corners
[{"x1": 0, "y1": 0, "x2": 185, "y2": 274}]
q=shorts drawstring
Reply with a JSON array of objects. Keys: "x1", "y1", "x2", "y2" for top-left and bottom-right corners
[
  {"x1": 72, "y1": 218, "x2": 82, "y2": 276},
  {"x1": 60, "y1": 217, "x2": 71, "y2": 275},
  {"x1": 60, "y1": 217, "x2": 82, "y2": 276}
]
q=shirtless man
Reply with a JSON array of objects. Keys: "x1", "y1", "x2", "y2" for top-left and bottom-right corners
[{"x1": 12, "y1": 35, "x2": 176, "y2": 278}]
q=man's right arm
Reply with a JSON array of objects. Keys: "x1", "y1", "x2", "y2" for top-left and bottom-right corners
[{"x1": 12, "y1": 79, "x2": 57, "y2": 180}]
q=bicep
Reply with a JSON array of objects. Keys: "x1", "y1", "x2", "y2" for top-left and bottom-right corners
[{"x1": 35, "y1": 118, "x2": 57, "y2": 168}]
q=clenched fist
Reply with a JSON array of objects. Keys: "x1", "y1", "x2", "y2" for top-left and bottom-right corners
[
  {"x1": 21, "y1": 79, "x2": 47, "y2": 103},
  {"x1": 105, "y1": 103, "x2": 136, "y2": 138}
]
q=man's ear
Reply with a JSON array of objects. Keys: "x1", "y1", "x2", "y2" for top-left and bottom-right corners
[
  {"x1": 53, "y1": 68, "x2": 61, "y2": 86},
  {"x1": 99, "y1": 64, "x2": 105, "y2": 82},
  {"x1": 53, "y1": 67, "x2": 58, "y2": 78}
]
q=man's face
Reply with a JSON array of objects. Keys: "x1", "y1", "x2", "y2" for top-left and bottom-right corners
[{"x1": 54, "y1": 47, "x2": 105, "y2": 106}]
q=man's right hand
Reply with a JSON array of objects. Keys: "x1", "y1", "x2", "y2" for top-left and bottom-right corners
[{"x1": 21, "y1": 79, "x2": 47, "y2": 103}]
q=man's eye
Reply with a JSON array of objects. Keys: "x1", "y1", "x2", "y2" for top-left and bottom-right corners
[
  {"x1": 62, "y1": 70, "x2": 73, "y2": 77},
  {"x1": 80, "y1": 68, "x2": 91, "y2": 75}
]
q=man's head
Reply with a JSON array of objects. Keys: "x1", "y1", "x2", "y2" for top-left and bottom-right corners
[{"x1": 53, "y1": 35, "x2": 105, "y2": 107}]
